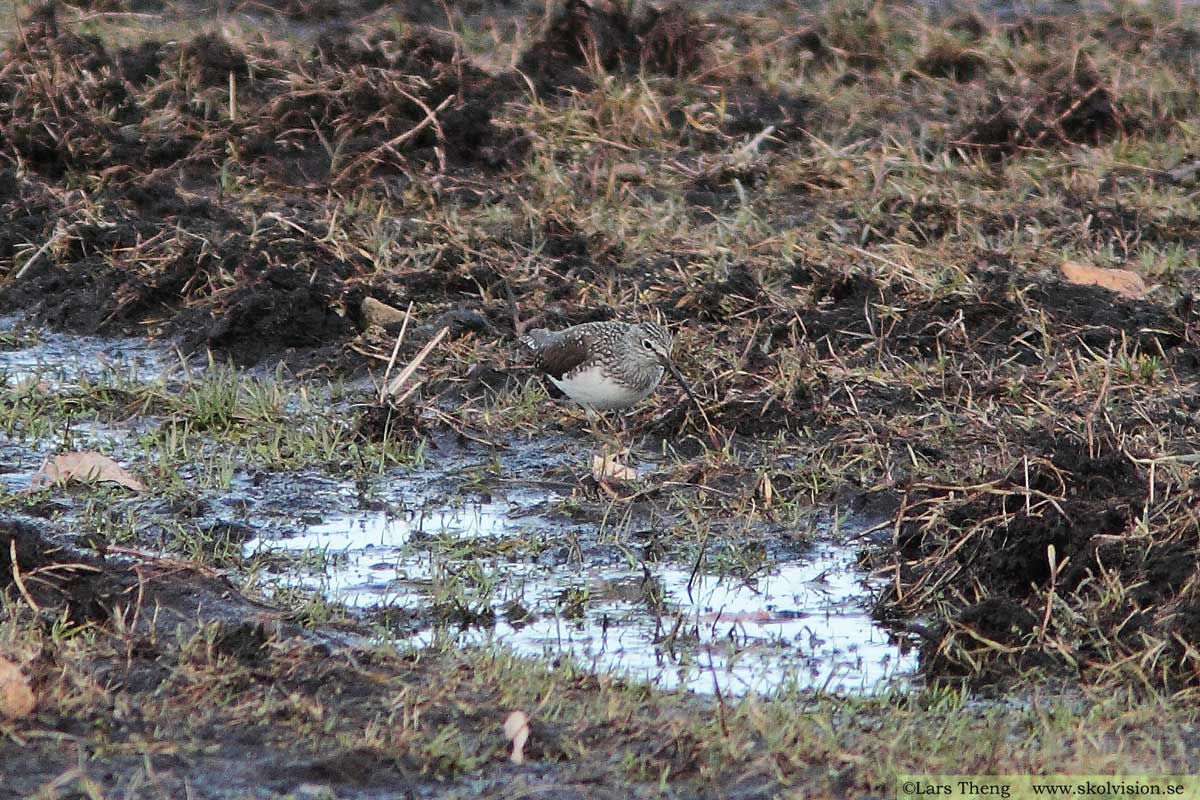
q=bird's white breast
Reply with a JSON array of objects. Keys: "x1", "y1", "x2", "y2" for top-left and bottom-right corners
[{"x1": 549, "y1": 366, "x2": 644, "y2": 410}]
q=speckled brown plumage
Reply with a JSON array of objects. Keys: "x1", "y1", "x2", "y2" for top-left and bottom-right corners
[{"x1": 520, "y1": 321, "x2": 674, "y2": 411}]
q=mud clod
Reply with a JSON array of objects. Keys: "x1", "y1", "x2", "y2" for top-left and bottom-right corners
[
  {"x1": 955, "y1": 599, "x2": 1040, "y2": 646},
  {"x1": 916, "y1": 43, "x2": 987, "y2": 82},
  {"x1": 895, "y1": 435, "x2": 1173, "y2": 684},
  {"x1": 213, "y1": 622, "x2": 272, "y2": 663},
  {"x1": 518, "y1": 0, "x2": 715, "y2": 92},
  {"x1": 201, "y1": 267, "x2": 354, "y2": 359},
  {"x1": 277, "y1": 749, "x2": 417, "y2": 788},
  {"x1": 961, "y1": 54, "x2": 1135, "y2": 159},
  {"x1": 181, "y1": 34, "x2": 249, "y2": 85},
  {"x1": 637, "y1": 2, "x2": 715, "y2": 77},
  {"x1": 518, "y1": 0, "x2": 638, "y2": 92}
]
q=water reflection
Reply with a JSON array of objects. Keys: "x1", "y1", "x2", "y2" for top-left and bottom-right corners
[{"x1": 247, "y1": 502, "x2": 916, "y2": 695}]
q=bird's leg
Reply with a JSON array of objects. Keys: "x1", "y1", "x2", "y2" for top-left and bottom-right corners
[
  {"x1": 584, "y1": 409, "x2": 609, "y2": 459},
  {"x1": 584, "y1": 407, "x2": 602, "y2": 440},
  {"x1": 591, "y1": 410, "x2": 628, "y2": 457},
  {"x1": 616, "y1": 412, "x2": 633, "y2": 463}
]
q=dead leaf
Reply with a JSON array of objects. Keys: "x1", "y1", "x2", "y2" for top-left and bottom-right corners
[
  {"x1": 31, "y1": 452, "x2": 148, "y2": 492},
  {"x1": 591, "y1": 454, "x2": 638, "y2": 483},
  {"x1": 1060, "y1": 260, "x2": 1148, "y2": 299},
  {"x1": 503, "y1": 710, "x2": 529, "y2": 764},
  {"x1": 0, "y1": 657, "x2": 35, "y2": 719}
]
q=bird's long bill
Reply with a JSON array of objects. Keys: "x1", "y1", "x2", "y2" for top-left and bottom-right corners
[{"x1": 664, "y1": 361, "x2": 705, "y2": 418}]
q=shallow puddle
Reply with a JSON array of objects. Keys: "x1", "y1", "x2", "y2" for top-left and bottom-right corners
[
  {"x1": 0, "y1": 319, "x2": 169, "y2": 486},
  {"x1": 247, "y1": 497, "x2": 916, "y2": 695},
  {"x1": 0, "y1": 319, "x2": 917, "y2": 695},
  {"x1": 0, "y1": 316, "x2": 169, "y2": 387}
]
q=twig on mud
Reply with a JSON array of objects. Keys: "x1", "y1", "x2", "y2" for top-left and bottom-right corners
[
  {"x1": 846, "y1": 244, "x2": 935, "y2": 292},
  {"x1": 1024, "y1": 456, "x2": 1032, "y2": 515},
  {"x1": 1042, "y1": 81, "x2": 1107, "y2": 147},
  {"x1": 731, "y1": 125, "x2": 776, "y2": 164},
  {"x1": 332, "y1": 93, "x2": 454, "y2": 184},
  {"x1": 385, "y1": 326, "x2": 449, "y2": 403},
  {"x1": 228, "y1": 71, "x2": 238, "y2": 122},
  {"x1": 259, "y1": 211, "x2": 370, "y2": 262},
  {"x1": 59, "y1": 9, "x2": 162, "y2": 21},
  {"x1": 126, "y1": 566, "x2": 147, "y2": 635},
  {"x1": 890, "y1": 493, "x2": 909, "y2": 602},
  {"x1": 27, "y1": 561, "x2": 101, "y2": 577},
  {"x1": 379, "y1": 301, "x2": 415, "y2": 404},
  {"x1": 948, "y1": 622, "x2": 1027, "y2": 655},
  {"x1": 504, "y1": 277, "x2": 542, "y2": 337},
  {"x1": 845, "y1": 516, "x2": 891, "y2": 542},
  {"x1": 10, "y1": 538, "x2": 40, "y2": 614},
  {"x1": 911, "y1": 478, "x2": 1072, "y2": 521},
  {"x1": 894, "y1": 620, "x2": 941, "y2": 643},
  {"x1": 1125, "y1": 452, "x2": 1200, "y2": 464},
  {"x1": 686, "y1": 526, "x2": 709, "y2": 596},
  {"x1": 349, "y1": 343, "x2": 399, "y2": 363},
  {"x1": 10, "y1": 221, "x2": 68, "y2": 283},
  {"x1": 1038, "y1": 544, "x2": 1066, "y2": 643},
  {"x1": 1085, "y1": 345, "x2": 1113, "y2": 458}
]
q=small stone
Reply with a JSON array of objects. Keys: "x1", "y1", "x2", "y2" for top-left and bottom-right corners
[{"x1": 361, "y1": 297, "x2": 407, "y2": 329}]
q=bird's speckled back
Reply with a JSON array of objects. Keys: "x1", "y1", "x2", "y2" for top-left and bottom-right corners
[{"x1": 521, "y1": 320, "x2": 673, "y2": 400}]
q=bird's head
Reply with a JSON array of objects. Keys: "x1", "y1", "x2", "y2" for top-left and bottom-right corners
[
  {"x1": 631, "y1": 321, "x2": 674, "y2": 367},
  {"x1": 630, "y1": 321, "x2": 705, "y2": 416}
]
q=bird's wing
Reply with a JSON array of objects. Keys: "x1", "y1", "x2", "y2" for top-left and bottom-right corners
[{"x1": 535, "y1": 330, "x2": 592, "y2": 380}]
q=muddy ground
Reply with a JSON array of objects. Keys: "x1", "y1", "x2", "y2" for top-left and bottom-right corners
[{"x1": 3, "y1": 0, "x2": 1200, "y2": 796}]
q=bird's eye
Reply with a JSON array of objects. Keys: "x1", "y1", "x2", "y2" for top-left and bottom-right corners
[{"x1": 641, "y1": 338, "x2": 656, "y2": 351}]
